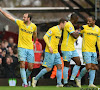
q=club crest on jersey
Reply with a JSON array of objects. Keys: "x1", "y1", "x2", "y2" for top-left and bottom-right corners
[
  {"x1": 69, "y1": 27, "x2": 73, "y2": 30},
  {"x1": 96, "y1": 29, "x2": 98, "y2": 32},
  {"x1": 49, "y1": 30, "x2": 52, "y2": 34}
]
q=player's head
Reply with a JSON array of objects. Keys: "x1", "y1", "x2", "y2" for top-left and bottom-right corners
[
  {"x1": 70, "y1": 13, "x2": 78, "y2": 24},
  {"x1": 23, "y1": 13, "x2": 32, "y2": 23},
  {"x1": 87, "y1": 16, "x2": 95, "y2": 27},
  {"x1": 58, "y1": 18, "x2": 67, "y2": 29}
]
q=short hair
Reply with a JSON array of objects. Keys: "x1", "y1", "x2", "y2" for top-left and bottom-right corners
[
  {"x1": 58, "y1": 18, "x2": 67, "y2": 24},
  {"x1": 88, "y1": 16, "x2": 95, "y2": 21},
  {"x1": 28, "y1": 13, "x2": 32, "y2": 21},
  {"x1": 70, "y1": 13, "x2": 78, "y2": 20}
]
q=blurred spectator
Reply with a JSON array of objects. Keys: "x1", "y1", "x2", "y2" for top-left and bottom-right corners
[
  {"x1": 7, "y1": 46, "x2": 14, "y2": 56},
  {"x1": 4, "y1": 55, "x2": 18, "y2": 78},
  {"x1": 8, "y1": 37, "x2": 17, "y2": 48},
  {"x1": 1, "y1": 41, "x2": 7, "y2": 52},
  {"x1": 0, "y1": 57, "x2": 5, "y2": 78}
]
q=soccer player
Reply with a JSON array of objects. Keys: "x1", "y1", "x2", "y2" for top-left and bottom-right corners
[
  {"x1": 61, "y1": 13, "x2": 81, "y2": 87},
  {"x1": 76, "y1": 16, "x2": 100, "y2": 88},
  {"x1": 0, "y1": 8, "x2": 37, "y2": 87},
  {"x1": 32, "y1": 18, "x2": 66, "y2": 87}
]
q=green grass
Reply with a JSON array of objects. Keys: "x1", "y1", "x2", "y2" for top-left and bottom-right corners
[{"x1": 0, "y1": 85, "x2": 100, "y2": 90}]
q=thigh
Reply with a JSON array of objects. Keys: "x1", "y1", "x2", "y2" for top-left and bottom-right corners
[
  {"x1": 27, "y1": 49, "x2": 34, "y2": 63},
  {"x1": 42, "y1": 52, "x2": 55, "y2": 68},
  {"x1": 82, "y1": 52, "x2": 91, "y2": 64},
  {"x1": 91, "y1": 52, "x2": 98, "y2": 64},
  {"x1": 61, "y1": 51, "x2": 72, "y2": 62},
  {"x1": 18, "y1": 47, "x2": 27, "y2": 62},
  {"x1": 54, "y1": 53, "x2": 62, "y2": 65}
]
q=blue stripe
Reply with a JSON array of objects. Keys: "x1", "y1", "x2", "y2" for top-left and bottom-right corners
[
  {"x1": 49, "y1": 36, "x2": 51, "y2": 43},
  {"x1": 70, "y1": 31, "x2": 75, "y2": 34},
  {"x1": 98, "y1": 36, "x2": 100, "y2": 37},
  {"x1": 15, "y1": 19, "x2": 17, "y2": 23},
  {"x1": 46, "y1": 34, "x2": 49, "y2": 37},
  {"x1": 57, "y1": 25, "x2": 60, "y2": 31}
]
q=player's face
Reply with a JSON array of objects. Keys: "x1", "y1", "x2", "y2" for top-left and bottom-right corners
[
  {"x1": 61, "y1": 21, "x2": 66, "y2": 29},
  {"x1": 74, "y1": 16, "x2": 78, "y2": 24},
  {"x1": 87, "y1": 17, "x2": 95, "y2": 27},
  {"x1": 23, "y1": 14, "x2": 29, "y2": 23}
]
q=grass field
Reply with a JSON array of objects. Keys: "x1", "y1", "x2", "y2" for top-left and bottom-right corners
[{"x1": 0, "y1": 85, "x2": 100, "y2": 90}]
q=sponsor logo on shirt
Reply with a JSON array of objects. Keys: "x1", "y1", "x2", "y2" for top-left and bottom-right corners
[
  {"x1": 20, "y1": 28, "x2": 33, "y2": 34},
  {"x1": 87, "y1": 33, "x2": 98, "y2": 36}
]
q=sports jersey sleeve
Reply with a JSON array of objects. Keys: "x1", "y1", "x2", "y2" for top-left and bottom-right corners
[
  {"x1": 80, "y1": 26, "x2": 84, "y2": 34},
  {"x1": 15, "y1": 19, "x2": 22, "y2": 27},
  {"x1": 65, "y1": 23, "x2": 75, "y2": 34},
  {"x1": 33, "y1": 24, "x2": 37, "y2": 32},
  {"x1": 45, "y1": 29, "x2": 54, "y2": 37},
  {"x1": 98, "y1": 28, "x2": 100, "y2": 37}
]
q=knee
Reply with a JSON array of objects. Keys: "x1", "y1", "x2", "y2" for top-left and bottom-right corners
[
  {"x1": 28, "y1": 66, "x2": 33, "y2": 71},
  {"x1": 57, "y1": 64, "x2": 62, "y2": 70},
  {"x1": 86, "y1": 64, "x2": 91, "y2": 70},
  {"x1": 76, "y1": 61, "x2": 81, "y2": 66},
  {"x1": 91, "y1": 65, "x2": 99, "y2": 70},
  {"x1": 20, "y1": 62, "x2": 25, "y2": 68},
  {"x1": 64, "y1": 61, "x2": 70, "y2": 67},
  {"x1": 46, "y1": 68, "x2": 52, "y2": 72}
]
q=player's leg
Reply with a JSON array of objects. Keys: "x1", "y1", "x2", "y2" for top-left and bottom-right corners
[
  {"x1": 61, "y1": 51, "x2": 71, "y2": 87},
  {"x1": 18, "y1": 47, "x2": 28, "y2": 87},
  {"x1": 69, "y1": 50, "x2": 81, "y2": 87},
  {"x1": 89, "y1": 53, "x2": 98, "y2": 88},
  {"x1": 70, "y1": 57, "x2": 81, "y2": 80},
  {"x1": 32, "y1": 52, "x2": 54, "y2": 87},
  {"x1": 55, "y1": 53, "x2": 63, "y2": 87},
  {"x1": 26, "y1": 49, "x2": 34, "y2": 79},
  {"x1": 76, "y1": 52, "x2": 92, "y2": 87}
]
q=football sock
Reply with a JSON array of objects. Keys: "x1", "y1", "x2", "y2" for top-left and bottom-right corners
[
  {"x1": 35, "y1": 68, "x2": 47, "y2": 80},
  {"x1": 56, "y1": 69, "x2": 62, "y2": 85},
  {"x1": 70, "y1": 65, "x2": 80, "y2": 80},
  {"x1": 63, "y1": 67, "x2": 69, "y2": 84},
  {"x1": 78, "y1": 67, "x2": 87, "y2": 80},
  {"x1": 26, "y1": 69, "x2": 32, "y2": 79},
  {"x1": 89, "y1": 70, "x2": 95, "y2": 85},
  {"x1": 20, "y1": 68, "x2": 27, "y2": 85}
]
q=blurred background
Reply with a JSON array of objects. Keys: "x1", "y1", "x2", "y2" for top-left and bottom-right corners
[{"x1": 0, "y1": 0, "x2": 100, "y2": 86}]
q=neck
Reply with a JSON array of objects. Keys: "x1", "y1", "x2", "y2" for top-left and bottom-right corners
[
  {"x1": 70, "y1": 20, "x2": 74, "y2": 24},
  {"x1": 92, "y1": 24, "x2": 95, "y2": 27},
  {"x1": 58, "y1": 25, "x2": 61, "y2": 30},
  {"x1": 25, "y1": 21, "x2": 31, "y2": 26}
]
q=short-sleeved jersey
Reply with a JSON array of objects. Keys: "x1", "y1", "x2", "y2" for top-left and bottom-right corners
[
  {"x1": 61, "y1": 21, "x2": 75, "y2": 51},
  {"x1": 45, "y1": 25, "x2": 62, "y2": 53},
  {"x1": 15, "y1": 19, "x2": 37, "y2": 49},
  {"x1": 81, "y1": 25, "x2": 100, "y2": 52}
]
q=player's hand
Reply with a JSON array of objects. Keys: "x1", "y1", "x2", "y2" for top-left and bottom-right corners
[
  {"x1": 49, "y1": 47, "x2": 53, "y2": 53},
  {"x1": 75, "y1": 30, "x2": 80, "y2": 33}
]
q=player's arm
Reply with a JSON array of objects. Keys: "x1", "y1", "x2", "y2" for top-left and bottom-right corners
[
  {"x1": 43, "y1": 35, "x2": 51, "y2": 48},
  {"x1": 70, "y1": 31, "x2": 80, "y2": 39},
  {"x1": 72, "y1": 26, "x2": 84, "y2": 38},
  {"x1": 0, "y1": 8, "x2": 15, "y2": 22},
  {"x1": 43, "y1": 29, "x2": 54, "y2": 53},
  {"x1": 33, "y1": 31, "x2": 37, "y2": 44},
  {"x1": 43, "y1": 35, "x2": 53, "y2": 53}
]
